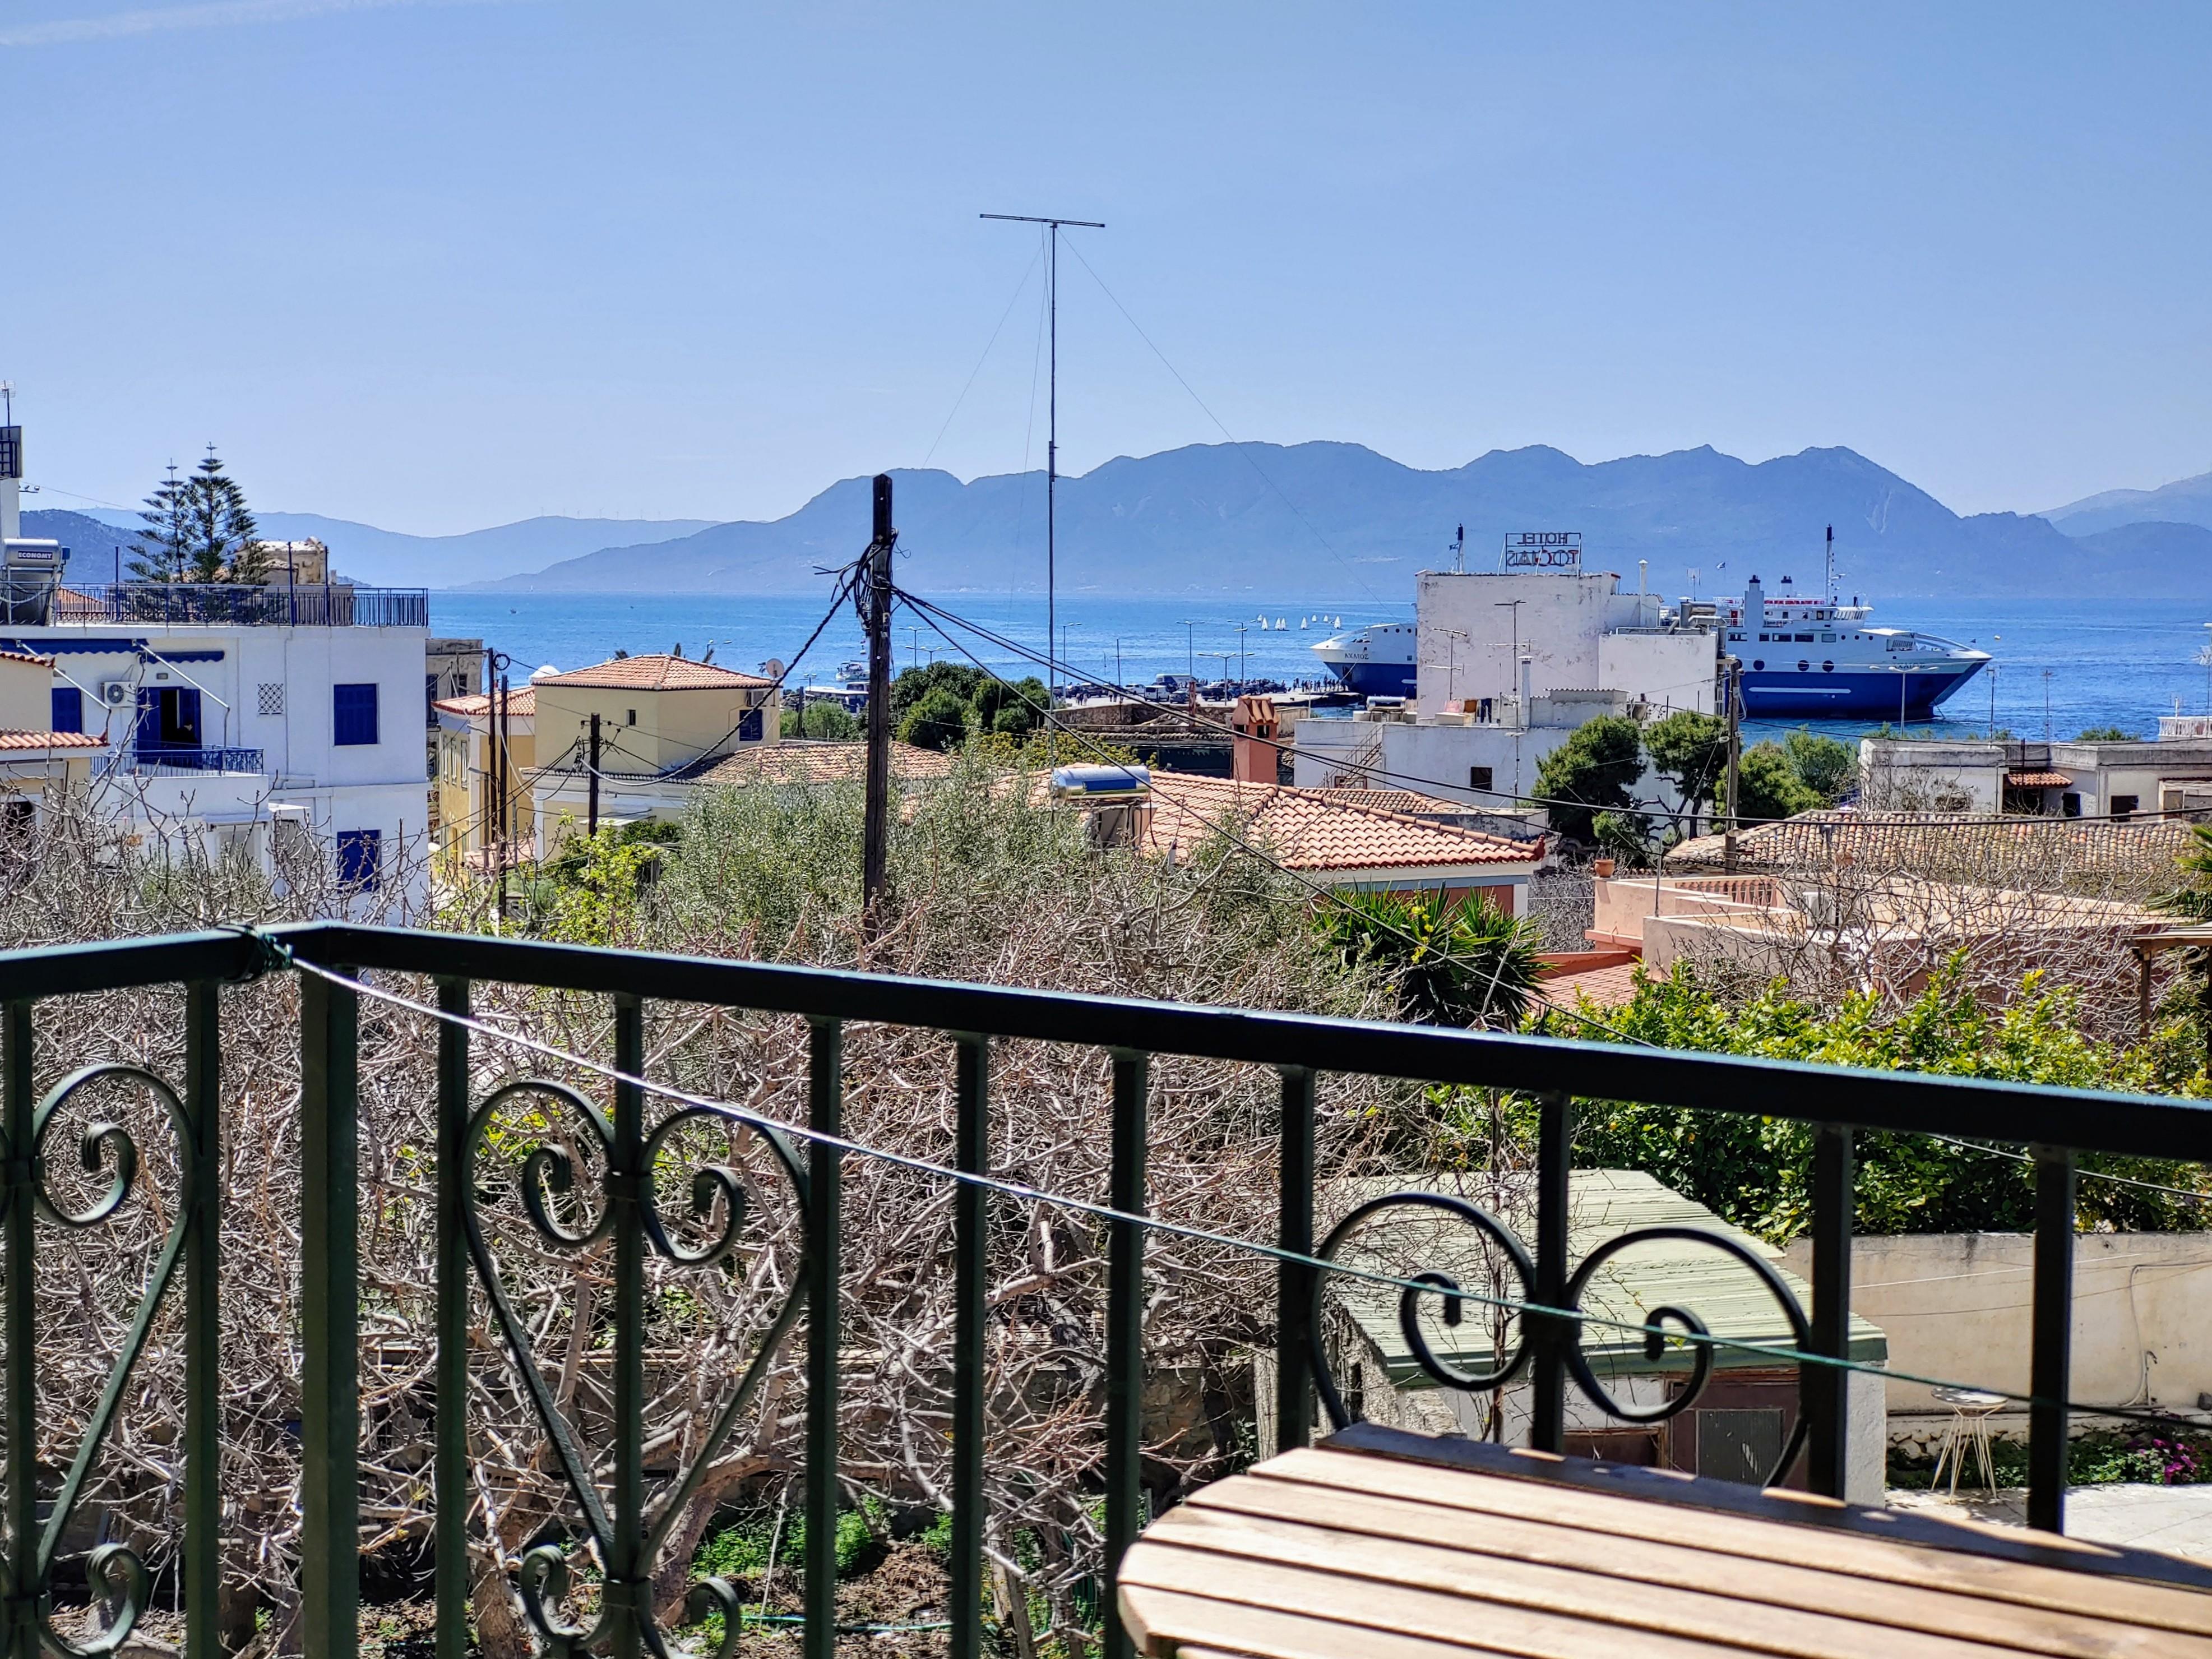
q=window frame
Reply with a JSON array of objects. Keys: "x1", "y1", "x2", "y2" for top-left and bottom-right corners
[{"x1": 334, "y1": 682, "x2": 380, "y2": 748}]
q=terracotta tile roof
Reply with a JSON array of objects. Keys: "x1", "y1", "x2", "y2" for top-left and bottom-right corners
[
  {"x1": 0, "y1": 649, "x2": 54, "y2": 669},
  {"x1": 1311, "y1": 787, "x2": 1478, "y2": 817},
  {"x1": 2006, "y1": 771, "x2": 2073, "y2": 788},
  {"x1": 0, "y1": 729, "x2": 104, "y2": 751},
  {"x1": 433, "y1": 687, "x2": 536, "y2": 719},
  {"x1": 1667, "y1": 810, "x2": 2192, "y2": 892},
  {"x1": 1142, "y1": 774, "x2": 1538, "y2": 873},
  {"x1": 696, "y1": 742, "x2": 954, "y2": 788},
  {"x1": 537, "y1": 654, "x2": 775, "y2": 691}
]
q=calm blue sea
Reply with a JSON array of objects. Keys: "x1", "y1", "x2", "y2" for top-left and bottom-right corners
[{"x1": 427, "y1": 590, "x2": 2212, "y2": 746}]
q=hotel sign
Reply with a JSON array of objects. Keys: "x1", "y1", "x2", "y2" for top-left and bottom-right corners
[{"x1": 1501, "y1": 531, "x2": 1581, "y2": 571}]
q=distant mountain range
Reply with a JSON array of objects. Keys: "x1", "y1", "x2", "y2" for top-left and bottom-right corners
[
  {"x1": 24, "y1": 447, "x2": 2212, "y2": 599},
  {"x1": 36, "y1": 509, "x2": 715, "y2": 589},
  {"x1": 2043, "y1": 468, "x2": 2212, "y2": 536},
  {"x1": 466, "y1": 442, "x2": 2212, "y2": 600}
]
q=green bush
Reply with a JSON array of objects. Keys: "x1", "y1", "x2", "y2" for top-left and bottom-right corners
[
  {"x1": 1528, "y1": 959, "x2": 2212, "y2": 1239},
  {"x1": 782, "y1": 700, "x2": 859, "y2": 740},
  {"x1": 899, "y1": 686, "x2": 974, "y2": 751},
  {"x1": 1535, "y1": 715, "x2": 1644, "y2": 842}
]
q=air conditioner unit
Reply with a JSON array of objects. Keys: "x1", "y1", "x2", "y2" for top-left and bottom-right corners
[{"x1": 98, "y1": 680, "x2": 134, "y2": 709}]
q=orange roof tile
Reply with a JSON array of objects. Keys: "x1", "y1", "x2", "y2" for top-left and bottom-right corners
[
  {"x1": 1142, "y1": 774, "x2": 1537, "y2": 873},
  {"x1": 0, "y1": 729, "x2": 105, "y2": 751},
  {"x1": 0, "y1": 649, "x2": 54, "y2": 669},
  {"x1": 433, "y1": 687, "x2": 537, "y2": 719},
  {"x1": 1535, "y1": 960, "x2": 1645, "y2": 1010},
  {"x1": 538, "y1": 654, "x2": 775, "y2": 691},
  {"x1": 1312, "y1": 787, "x2": 1478, "y2": 817}
]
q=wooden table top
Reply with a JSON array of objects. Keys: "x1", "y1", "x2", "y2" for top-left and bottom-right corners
[{"x1": 1117, "y1": 1422, "x2": 2212, "y2": 1658}]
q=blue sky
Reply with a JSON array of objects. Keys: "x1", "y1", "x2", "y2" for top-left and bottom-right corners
[{"x1": 7, "y1": 0, "x2": 2210, "y2": 534}]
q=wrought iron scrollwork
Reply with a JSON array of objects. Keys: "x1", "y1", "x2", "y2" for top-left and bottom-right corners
[
  {"x1": 460, "y1": 1077, "x2": 809, "y2": 1657},
  {"x1": 1, "y1": 1064, "x2": 191, "y2": 1659},
  {"x1": 1308, "y1": 1191, "x2": 1816, "y2": 1489}
]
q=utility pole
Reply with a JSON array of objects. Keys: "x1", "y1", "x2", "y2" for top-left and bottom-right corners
[
  {"x1": 982, "y1": 212, "x2": 1104, "y2": 754},
  {"x1": 862, "y1": 474, "x2": 897, "y2": 928},
  {"x1": 494, "y1": 664, "x2": 512, "y2": 923},
  {"x1": 587, "y1": 712, "x2": 601, "y2": 838},
  {"x1": 1723, "y1": 657, "x2": 1743, "y2": 874}
]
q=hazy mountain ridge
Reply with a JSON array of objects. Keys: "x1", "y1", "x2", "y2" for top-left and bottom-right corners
[
  {"x1": 466, "y1": 441, "x2": 2212, "y2": 599},
  {"x1": 2043, "y1": 468, "x2": 2212, "y2": 537},
  {"x1": 57, "y1": 508, "x2": 718, "y2": 588}
]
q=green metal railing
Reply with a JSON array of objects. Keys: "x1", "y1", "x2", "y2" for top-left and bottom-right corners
[{"x1": 2, "y1": 921, "x2": 2210, "y2": 1659}]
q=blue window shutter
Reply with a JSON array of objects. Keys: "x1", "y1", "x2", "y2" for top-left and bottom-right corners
[
  {"x1": 50, "y1": 687, "x2": 82, "y2": 734},
  {"x1": 334, "y1": 682, "x2": 380, "y2": 747},
  {"x1": 337, "y1": 828, "x2": 382, "y2": 889}
]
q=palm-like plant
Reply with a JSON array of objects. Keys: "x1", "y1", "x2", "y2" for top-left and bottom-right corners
[{"x1": 1320, "y1": 888, "x2": 1544, "y2": 1028}]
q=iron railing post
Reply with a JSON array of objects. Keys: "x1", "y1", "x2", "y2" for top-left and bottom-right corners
[
  {"x1": 1104, "y1": 1051, "x2": 1149, "y2": 1659},
  {"x1": 4, "y1": 1002, "x2": 36, "y2": 1659},
  {"x1": 1274, "y1": 1066, "x2": 1316, "y2": 1453},
  {"x1": 1806, "y1": 1124, "x2": 1854, "y2": 1500},
  {"x1": 1530, "y1": 1090, "x2": 1573, "y2": 1454},
  {"x1": 2030, "y1": 1144, "x2": 2076, "y2": 1532},
  {"x1": 950, "y1": 1036, "x2": 989, "y2": 1659},
  {"x1": 610, "y1": 996, "x2": 646, "y2": 1659},
  {"x1": 804, "y1": 1019, "x2": 843, "y2": 1659},
  {"x1": 299, "y1": 970, "x2": 360, "y2": 1659},
  {"x1": 433, "y1": 981, "x2": 470, "y2": 1659},
  {"x1": 183, "y1": 983, "x2": 221, "y2": 1659}
]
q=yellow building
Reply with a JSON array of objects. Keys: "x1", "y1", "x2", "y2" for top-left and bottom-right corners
[
  {"x1": 430, "y1": 684, "x2": 535, "y2": 877},
  {"x1": 0, "y1": 648, "x2": 108, "y2": 825},
  {"x1": 531, "y1": 653, "x2": 780, "y2": 774}
]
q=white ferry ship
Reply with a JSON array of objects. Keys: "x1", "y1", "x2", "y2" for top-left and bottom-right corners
[
  {"x1": 1309, "y1": 619, "x2": 1416, "y2": 699},
  {"x1": 1724, "y1": 572, "x2": 1988, "y2": 719}
]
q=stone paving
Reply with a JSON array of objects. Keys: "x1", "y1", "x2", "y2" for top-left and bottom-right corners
[{"x1": 1888, "y1": 1484, "x2": 2212, "y2": 1561}]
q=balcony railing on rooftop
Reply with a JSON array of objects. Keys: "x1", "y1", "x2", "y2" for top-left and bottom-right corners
[
  {"x1": 106, "y1": 745, "x2": 267, "y2": 777},
  {"x1": 0, "y1": 922, "x2": 2201, "y2": 1659},
  {"x1": 48, "y1": 584, "x2": 430, "y2": 629}
]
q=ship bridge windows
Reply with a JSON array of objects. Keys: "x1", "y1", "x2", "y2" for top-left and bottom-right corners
[
  {"x1": 1793, "y1": 632, "x2": 1815, "y2": 643},
  {"x1": 1820, "y1": 632, "x2": 1836, "y2": 643}
]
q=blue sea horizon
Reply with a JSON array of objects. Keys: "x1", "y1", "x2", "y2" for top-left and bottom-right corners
[{"x1": 427, "y1": 590, "x2": 2212, "y2": 749}]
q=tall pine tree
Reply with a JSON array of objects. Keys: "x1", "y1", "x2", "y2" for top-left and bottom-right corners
[
  {"x1": 129, "y1": 463, "x2": 192, "y2": 583},
  {"x1": 130, "y1": 447, "x2": 269, "y2": 583}
]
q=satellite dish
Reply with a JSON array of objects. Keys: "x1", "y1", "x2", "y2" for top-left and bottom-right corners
[{"x1": 762, "y1": 658, "x2": 786, "y2": 680}]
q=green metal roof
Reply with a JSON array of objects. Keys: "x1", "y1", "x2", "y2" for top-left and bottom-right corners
[{"x1": 1329, "y1": 1168, "x2": 1886, "y2": 1391}]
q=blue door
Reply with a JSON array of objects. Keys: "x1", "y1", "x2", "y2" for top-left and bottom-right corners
[{"x1": 135, "y1": 687, "x2": 203, "y2": 756}]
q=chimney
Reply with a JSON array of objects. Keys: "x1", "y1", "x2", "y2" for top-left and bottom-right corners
[{"x1": 1232, "y1": 695, "x2": 1280, "y2": 784}]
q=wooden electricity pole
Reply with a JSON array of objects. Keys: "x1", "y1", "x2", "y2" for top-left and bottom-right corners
[
  {"x1": 587, "y1": 712, "x2": 601, "y2": 838},
  {"x1": 862, "y1": 474, "x2": 897, "y2": 924}
]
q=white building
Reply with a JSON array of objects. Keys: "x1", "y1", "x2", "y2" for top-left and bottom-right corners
[
  {"x1": 2, "y1": 587, "x2": 433, "y2": 903},
  {"x1": 1295, "y1": 560, "x2": 1719, "y2": 816},
  {"x1": 1859, "y1": 728, "x2": 2212, "y2": 820}
]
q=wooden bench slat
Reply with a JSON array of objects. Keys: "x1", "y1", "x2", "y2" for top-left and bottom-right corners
[
  {"x1": 1190, "y1": 1472, "x2": 2205, "y2": 1658},
  {"x1": 1143, "y1": 1504, "x2": 2068, "y2": 1659},
  {"x1": 1119, "y1": 1586, "x2": 1527, "y2": 1659},
  {"x1": 1268, "y1": 1443, "x2": 2212, "y2": 1634},
  {"x1": 1119, "y1": 1542, "x2": 1746, "y2": 1658},
  {"x1": 1322, "y1": 1423, "x2": 2212, "y2": 1596}
]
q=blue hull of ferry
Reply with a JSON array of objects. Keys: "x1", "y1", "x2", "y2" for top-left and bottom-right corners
[
  {"x1": 1741, "y1": 662, "x2": 1984, "y2": 719},
  {"x1": 1329, "y1": 660, "x2": 1418, "y2": 699}
]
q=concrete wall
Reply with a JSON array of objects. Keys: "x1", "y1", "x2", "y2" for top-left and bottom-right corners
[
  {"x1": 1857, "y1": 740, "x2": 2006, "y2": 813},
  {"x1": 1598, "y1": 629, "x2": 1719, "y2": 717},
  {"x1": 2047, "y1": 737, "x2": 2212, "y2": 819},
  {"x1": 1780, "y1": 1232, "x2": 2212, "y2": 1436},
  {"x1": 1416, "y1": 570, "x2": 1661, "y2": 710},
  {"x1": 0, "y1": 655, "x2": 52, "y2": 731}
]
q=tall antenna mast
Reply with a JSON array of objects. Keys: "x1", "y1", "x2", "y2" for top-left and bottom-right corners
[
  {"x1": 981, "y1": 211, "x2": 1104, "y2": 752},
  {"x1": 1825, "y1": 523, "x2": 1835, "y2": 604}
]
